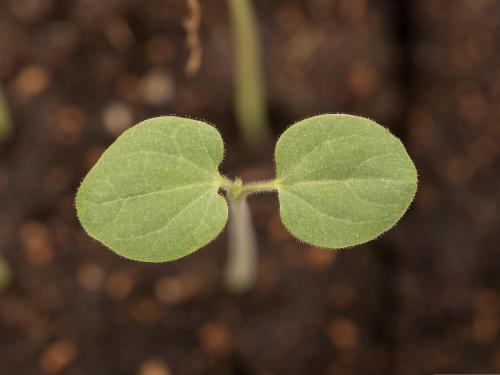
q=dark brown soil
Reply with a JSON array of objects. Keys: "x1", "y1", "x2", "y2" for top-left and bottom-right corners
[{"x1": 0, "y1": 0, "x2": 499, "y2": 374}]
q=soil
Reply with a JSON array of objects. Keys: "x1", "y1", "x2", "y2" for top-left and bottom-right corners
[{"x1": 0, "y1": 0, "x2": 499, "y2": 374}]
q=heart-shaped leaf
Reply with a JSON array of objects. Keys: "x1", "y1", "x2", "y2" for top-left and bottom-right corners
[
  {"x1": 76, "y1": 116, "x2": 228, "y2": 262},
  {"x1": 275, "y1": 114, "x2": 417, "y2": 248}
]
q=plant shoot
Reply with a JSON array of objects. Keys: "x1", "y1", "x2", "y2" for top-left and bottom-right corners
[{"x1": 76, "y1": 115, "x2": 417, "y2": 264}]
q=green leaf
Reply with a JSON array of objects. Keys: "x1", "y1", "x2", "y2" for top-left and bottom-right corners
[
  {"x1": 76, "y1": 116, "x2": 228, "y2": 262},
  {"x1": 275, "y1": 114, "x2": 417, "y2": 248}
]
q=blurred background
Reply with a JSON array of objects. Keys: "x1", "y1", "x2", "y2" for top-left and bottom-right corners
[{"x1": 1, "y1": 0, "x2": 500, "y2": 374}]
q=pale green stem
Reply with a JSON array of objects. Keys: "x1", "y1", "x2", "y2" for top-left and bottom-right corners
[
  {"x1": 0, "y1": 255, "x2": 11, "y2": 292},
  {"x1": 222, "y1": 177, "x2": 278, "y2": 293},
  {"x1": 0, "y1": 86, "x2": 12, "y2": 141},
  {"x1": 227, "y1": 0, "x2": 271, "y2": 146},
  {"x1": 0, "y1": 87, "x2": 12, "y2": 289},
  {"x1": 225, "y1": 198, "x2": 258, "y2": 293},
  {"x1": 221, "y1": 177, "x2": 278, "y2": 201}
]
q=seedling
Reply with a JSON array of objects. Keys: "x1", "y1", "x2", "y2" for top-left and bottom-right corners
[{"x1": 76, "y1": 114, "x2": 417, "y2": 290}]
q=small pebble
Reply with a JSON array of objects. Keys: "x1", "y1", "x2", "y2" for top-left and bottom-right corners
[
  {"x1": 472, "y1": 315, "x2": 498, "y2": 344},
  {"x1": 305, "y1": 247, "x2": 336, "y2": 270},
  {"x1": 155, "y1": 273, "x2": 203, "y2": 305},
  {"x1": 140, "y1": 69, "x2": 174, "y2": 106},
  {"x1": 327, "y1": 318, "x2": 359, "y2": 351},
  {"x1": 77, "y1": 263, "x2": 105, "y2": 292},
  {"x1": 39, "y1": 339, "x2": 77, "y2": 374},
  {"x1": 102, "y1": 102, "x2": 133, "y2": 136},
  {"x1": 137, "y1": 358, "x2": 171, "y2": 375},
  {"x1": 198, "y1": 321, "x2": 233, "y2": 355},
  {"x1": 103, "y1": 16, "x2": 135, "y2": 51},
  {"x1": 105, "y1": 271, "x2": 133, "y2": 300},
  {"x1": 19, "y1": 221, "x2": 53, "y2": 267},
  {"x1": 13, "y1": 65, "x2": 50, "y2": 100}
]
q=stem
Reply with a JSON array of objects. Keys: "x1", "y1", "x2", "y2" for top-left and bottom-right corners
[
  {"x1": 0, "y1": 86, "x2": 11, "y2": 141},
  {"x1": 221, "y1": 177, "x2": 278, "y2": 293},
  {"x1": 221, "y1": 177, "x2": 278, "y2": 201},
  {"x1": 0, "y1": 255, "x2": 11, "y2": 292},
  {"x1": 225, "y1": 198, "x2": 258, "y2": 293},
  {"x1": 227, "y1": 0, "x2": 271, "y2": 146}
]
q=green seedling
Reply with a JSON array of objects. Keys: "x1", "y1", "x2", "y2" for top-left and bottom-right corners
[{"x1": 76, "y1": 114, "x2": 417, "y2": 290}]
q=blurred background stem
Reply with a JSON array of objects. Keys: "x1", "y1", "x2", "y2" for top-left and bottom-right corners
[
  {"x1": 0, "y1": 86, "x2": 11, "y2": 291},
  {"x1": 0, "y1": 255, "x2": 11, "y2": 292},
  {"x1": 227, "y1": 0, "x2": 271, "y2": 147},
  {"x1": 0, "y1": 85, "x2": 12, "y2": 141}
]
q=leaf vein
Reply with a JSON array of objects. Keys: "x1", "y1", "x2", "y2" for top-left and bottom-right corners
[
  {"x1": 285, "y1": 177, "x2": 413, "y2": 186},
  {"x1": 282, "y1": 189, "x2": 373, "y2": 225},
  {"x1": 88, "y1": 183, "x2": 210, "y2": 205},
  {"x1": 279, "y1": 134, "x2": 368, "y2": 181},
  {"x1": 116, "y1": 190, "x2": 213, "y2": 241}
]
